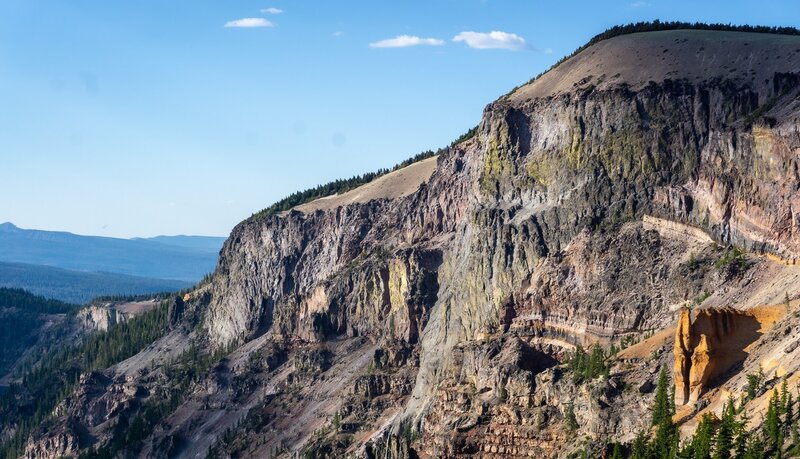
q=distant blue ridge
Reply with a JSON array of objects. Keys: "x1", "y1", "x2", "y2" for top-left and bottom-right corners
[{"x1": 0, "y1": 222, "x2": 224, "y2": 283}]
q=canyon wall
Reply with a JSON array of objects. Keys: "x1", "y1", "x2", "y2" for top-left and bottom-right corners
[
  {"x1": 674, "y1": 305, "x2": 787, "y2": 405},
  {"x1": 16, "y1": 30, "x2": 800, "y2": 458},
  {"x1": 198, "y1": 30, "x2": 800, "y2": 456}
]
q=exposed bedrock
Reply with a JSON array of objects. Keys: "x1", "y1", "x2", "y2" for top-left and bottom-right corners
[
  {"x1": 673, "y1": 305, "x2": 786, "y2": 405},
  {"x1": 196, "y1": 30, "x2": 800, "y2": 455},
  {"x1": 205, "y1": 71, "x2": 800, "y2": 434},
  {"x1": 16, "y1": 30, "x2": 800, "y2": 459}
]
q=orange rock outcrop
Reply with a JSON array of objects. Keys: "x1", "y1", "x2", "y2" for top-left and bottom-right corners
[{"x1": 674, "y1": 305, "x2": 786, "y2": 405}]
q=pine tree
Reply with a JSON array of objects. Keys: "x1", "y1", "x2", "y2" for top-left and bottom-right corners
[
  {"x1": 565, "y1": 401, "x2": 579, "y2": 433},
  {"x1": 649, "y1": 366, "x2": 678, "y2": 458},
  {"x1": 630, "y1": 429, "x2": 650, "y2": 459},
  {"x1": 714, "y1": 397, "x2": 736, "y2": 459},
  {"x1": 610, "y1": 442, "x2": 624, "y2": 459},
  {"x1": 743, "y1": 433, "x2": 765, "y2": 459},
  {"x1": 789, "y1": 421, "x2": 800, "y2": 457},
  {"x1": 746, "y1": 367, "x2": 765, "y2": 401},
  {"x1": 691, "y1": 413, "x2": 717, "y2": 459},
  {"x1": 780, "y1": 379, "x2": 790, "y2": 414},
  {"x1": 588, "y1": 345, "x2": 608, "y2": 379},
  {"x1": 766, "y1": 389, "x2": 783, "y2": 452},
  {"x1": 568, "y1": 344, "x2": 609, "y2": 384},
  {"x1": 653, "y1": 366, "x2": 673, "y2": 427},
  {"x1": 569, "y1": 345, "x2": 587, "y2": 383},
  {"x1": 734, "y1": 406, "x2": 750, "y2": 458}
]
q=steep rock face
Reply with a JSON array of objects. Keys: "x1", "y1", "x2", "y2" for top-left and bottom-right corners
[
  {"x1": 77, "y1": 305, "x2": 128, "y2": 332},
  {"x1": 196, "y1": 30, "x2": 800, "y2": 455},
  {"x1": 77, "y1": 299, "x2": 162, "y2": 333},
  {"x1": 674, "y1": 308, "x2": 693, "y2": 404},
  {"x1": 673, "y1": 304, "x2": 787, "y2": 405},
  {"x1": 23, "y1": 427, "x2": 79, "y2": 459},
  {"x1": 205, "y1": 168, "x2": 462, "y2": 347},
  {"x1": 13, "y1": 29, "x2": 800, "y2": 459}
]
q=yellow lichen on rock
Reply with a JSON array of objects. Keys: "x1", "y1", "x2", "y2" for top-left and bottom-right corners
[{"x1": 388, "y1": 258, "x2": 411, "y2": 340}]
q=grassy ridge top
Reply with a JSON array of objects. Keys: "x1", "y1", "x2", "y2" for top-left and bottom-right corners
[{"x1": 504, "y1": 21, "x2": 800, "y2": 100}]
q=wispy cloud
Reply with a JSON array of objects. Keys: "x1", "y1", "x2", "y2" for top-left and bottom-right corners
[
  {"x1": 333, "y1": 31, "x2": 344, "y2": 37},
  {"x1": 629, "y1": 1, "x2": 649, "y2": 7},
  {"x1": 453, "y1": 31, "x2": 528, "y2": 50},
  {"x1": 260, "y1": 7, "x2": 283, "y2": 14},
  {"x1": 369, "y1": 35, "x2": 445, "y2": 48},
  {"x1": 224, "y1": 18, "x2": 274, "y2": 28}
]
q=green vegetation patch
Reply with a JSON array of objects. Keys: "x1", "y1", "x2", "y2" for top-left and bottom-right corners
[
  {"x1": 0, "y1": 288, "x2": 78, "y2": 377},
  {"x1": 0, "y1": 301, "x2": 171, "y2": 459},
  {"x1": 568, "y1": 344, "x2": 610, "y2": 384},
  {"x1": 715, "y1": 246, "x2": 748, "y2": 276}
]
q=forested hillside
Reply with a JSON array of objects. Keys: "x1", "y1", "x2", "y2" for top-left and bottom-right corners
[
  {"x1": 0, "y1": 288, "x2": 78, "y2": 378},
  {"x1": 0, "y1": 261, "x2": 190, "y2": 304}
]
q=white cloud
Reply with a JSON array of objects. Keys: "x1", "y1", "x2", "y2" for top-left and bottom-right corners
[
  {"x1": 453, "y1": 31, "x2": 528, "y2": 50},
  {"x1": 260, "y1": 7, "x2": 283, "y2": 14},
  {"x1": 333, "y1": 31, "x2": 344, "y2": 37},
  {"x1": 224, "y1": 18, "x2": 274, "y2": 28},
  {"x1": 629, "y1": 1, "x2": 648, "y2": 6},
  {"x1": 369, "y1": 35, "x2": 445, "y2": 48}
]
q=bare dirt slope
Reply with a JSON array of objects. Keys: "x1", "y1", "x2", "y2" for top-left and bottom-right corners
[
  {"x1": 294, "y1": 156, "x2": 438, "y2": 213},
  {"x1": 510, "y1": 30, "x2": 800, "y2": 102}
]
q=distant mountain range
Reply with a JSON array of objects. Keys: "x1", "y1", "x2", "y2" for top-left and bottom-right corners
[
  {"x1": 0, "y1": 222, "x2": 225, "y2": 302},
  {"x1": 0, "y1": 222, "x2": 224, "y2": 282}
]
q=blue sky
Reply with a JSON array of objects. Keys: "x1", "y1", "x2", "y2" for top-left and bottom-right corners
[{"x1": 1, "y1": 1, "x2": 798, "y2": 238}]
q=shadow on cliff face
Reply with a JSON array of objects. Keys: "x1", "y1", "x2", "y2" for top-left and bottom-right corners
[
  {"x1": 674, "y1": 306, "x2": 785, "y2": 404},
  {"x1": 518, "y1": 339, "x2": 560, "y2": 374},
  {"x1": 692, "y1": 309, "x2": 762, "y2": 381}
]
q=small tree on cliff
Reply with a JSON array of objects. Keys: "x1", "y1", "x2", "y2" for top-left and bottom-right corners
[
  {"x1": 780, "y1": 379, "x2": 790, "y2": 414},
  {"x1": 650, "y1": 366, "x2": 679, "y2": 458},
  {"x1": 568, "y1": 344, "x2": 609, "y2": 384},
  {"x1": 653, "y1": 367, "x2": 673, "y2": 427},
  {"x1": 688, "y1": 413, "x2": 716, "y2": 459},
  {"x1": 765, "y1": 389, "x2": 784, "y2": 453},
  {"x1": 746, "y1": 366, "x2": 765, "y2": 401},
  {"x1": 564, "y1": 401, "x2": 579, "y2": 432},
  {"x1": 714, "y1": 397, "x2": 737, "y2": 459},
  {"x1": 610, "y1": 442, "x2": 624, "y2": 459}
]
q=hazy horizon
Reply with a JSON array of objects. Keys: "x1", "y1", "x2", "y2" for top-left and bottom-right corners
[{"x1": 0, "y1": 221, "x2": 227, "y2": 239}]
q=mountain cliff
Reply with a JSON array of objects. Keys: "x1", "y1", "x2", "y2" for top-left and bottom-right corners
[{"x1": 5, "y1": 24, "x2": 800, "y2": 459}]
